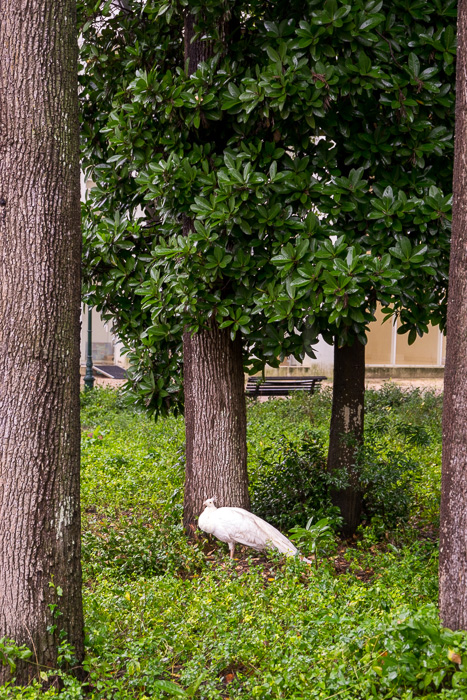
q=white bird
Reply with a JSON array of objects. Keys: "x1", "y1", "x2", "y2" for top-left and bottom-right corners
[{"x1": 198, "y1": 497, "x2": 310, "y2": 562}]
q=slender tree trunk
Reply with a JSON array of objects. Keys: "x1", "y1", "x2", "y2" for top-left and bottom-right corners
[
  {"x1": 182, "y1": 11, "x2": 250, "y2": 530},
  {"x1": 439, "y1": 0, "x2": 467, "y2": 631},
  {"x1": 327, "y1": 341, "x2": 365, "y2": 536},
  {"x1": 184, "y1": 11, "x2": 213, "y2": 69},
  {"x1": 0, "y1": 0, "x2": 84, "y2": 683},
  {"x1": 183, "y1": 320, "x2": 250, "y2": 531}
]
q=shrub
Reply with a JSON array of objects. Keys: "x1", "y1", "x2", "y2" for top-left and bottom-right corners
[
  {"x1": 359, "y1": 443, "x2": 420, "y2": 526},
  {"x1": 81, "y1": 505, "x2": 206, "y2": 579},
  {"x1": 289, "y1": 516, "x2": 338, "y2": 565},
  {"x1": 249, "y1": 434, "x2": 344, "y2": 531},
  {"x1": 365, "y1": 382, "x2": 416, "y2": 412},
  {"x1": 350, "y1": 605, "x2": 467, "y2": 697},
  {"x1": 365, "y1": 384, "x2": 443, "y2": 441},
  {"x1": 80, "y1": 385, "x2": 127, "y2": 414}
]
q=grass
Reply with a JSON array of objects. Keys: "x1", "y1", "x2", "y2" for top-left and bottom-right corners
[{"x1": 3, "y1": 383, "x2": 467, "y2": 699}]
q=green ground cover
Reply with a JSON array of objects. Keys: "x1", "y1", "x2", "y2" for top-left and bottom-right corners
[{"x1": 3, "y1": 385, "x2": 467, "y2": 699}]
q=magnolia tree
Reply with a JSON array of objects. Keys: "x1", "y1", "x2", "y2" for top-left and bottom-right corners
[{"x1": 79, "y1": 0, "x2": 454, "y2": 531}]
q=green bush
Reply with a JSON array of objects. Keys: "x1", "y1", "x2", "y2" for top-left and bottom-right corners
[
  {"x1": 360, "y1": 442, "x2": 420, "y2": 526},
  {"x1": 348, "y1": 605, "x2": 467, "y2": 697},
  {"x1": 249, "y1": 434, "x2": 343, "y2": 531},
  {"x1": 365, "y1": 384, "x2": 443, "y2": 441},
  {"x1": 80, "y1": 385, "x2": 127, "y2": 418},
  {"x1": 82, "y1": 508, "x2": 185, "y2": 578},
  {"x1": 365, "y1": 382, "x2": 415, "y2": 411}
]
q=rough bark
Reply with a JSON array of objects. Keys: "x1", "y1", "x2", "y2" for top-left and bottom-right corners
[
  {"x1": 183, "y1": 320, "x2": 250, "y2": 531},
  {"x1": 184, "y1": 11, "x2": 213, "y2": 73},
  {"x1": 182, "y1": 10, "x2": 250, "y2": 530},
  {"x1": 0, "y1": 0, "x2": 84, "y2": 683},
  {"x1": 439, "y1": 0, "x2": 467, "y2": 631},
  {"x1": 327, "y1": 341, "x2": 365, "y2": 536}
]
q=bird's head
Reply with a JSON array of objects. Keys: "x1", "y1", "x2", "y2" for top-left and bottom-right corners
[{"x1": 202, "y1": 497, "x2": 217, "y2": 509}]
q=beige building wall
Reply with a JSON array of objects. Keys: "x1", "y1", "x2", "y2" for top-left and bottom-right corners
[
  {"x1": 366, "y1": 304, "x2": 444, "y2": 367},
  {"x1": 365, "y1": 305, "x2": 393, "y2": 365},
  {"x1": 276, "y1": 303, "x2": 445, "y2": 377},
  {"x1": 395, "y1": 331, "x2": 440, "y2": 366}
]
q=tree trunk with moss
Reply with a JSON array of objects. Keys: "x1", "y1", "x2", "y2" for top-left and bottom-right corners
[
  {"x1": 0, "y1": 0, "x2": 84, "y2": 683},
  {"x1": 439, "y1": 0, "x2": 467, "y2": 632},
  {"x1": 327, "y1": 341, "x2": 365, "y2": 536}
]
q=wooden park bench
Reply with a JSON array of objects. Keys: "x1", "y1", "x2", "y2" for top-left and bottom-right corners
[{"x1": 245, "y1": 375, "x2": 327, "y2": 397}]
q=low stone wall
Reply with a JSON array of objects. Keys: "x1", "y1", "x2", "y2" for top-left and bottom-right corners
[
  {"x1": 247, "y1": 365, "x2": 331, "y2": 379},
  {"x1": 365, "y1": 366, "x2": 444, "y2": 379},
  {"x1": 246, "y1": 365, "x2": 444, "y2": 381}
]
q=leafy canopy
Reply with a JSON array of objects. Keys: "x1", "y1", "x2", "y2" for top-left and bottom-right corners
[{"x1": 79, "y1": 0, "x2": 454, "y2": 415}]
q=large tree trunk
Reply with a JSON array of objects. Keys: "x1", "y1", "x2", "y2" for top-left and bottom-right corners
[
  {"x1": 182, "y1": 11, "x2": 249, "y2": 531},
  {"x1": 0, "y1": 0, "x2": 84, "y2": 683},
  {"x1": 439, "y1": 0, "x2": 467, "y2": 632},
  {"x1": 183, "y1": 320, "x2": 250, "y2": 531},
  {"x1": 327, "y1": 341, "x2": 365, "y2": 536}
]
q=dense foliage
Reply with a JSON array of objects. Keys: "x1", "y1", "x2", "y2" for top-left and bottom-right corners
[
  {"x1": 249, "y1": 433, "x2": 336, "y2": 531},
  {"x1": 2, "y1": 385, "x2": 463, "y2": 699},
  {"x1": 79, "y1": 0, "x2": 454, "y2": 415}
]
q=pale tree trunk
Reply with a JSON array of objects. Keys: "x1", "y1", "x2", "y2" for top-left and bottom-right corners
[
  {"x1": 183, "y1": 321, "x2": 250, "y2": 531},
  {"x1": 327, "y1": 341, "x2": 365, "y2": 536},
  {"x1": 0, "y1": 0, "x2": 84, "y2": 684},
  {"x1": 439, "y1": 0, "x2": 467, "y2": 631},
  {"x1": 182, "y1": 11, "x2": 250, "y2": 530}
]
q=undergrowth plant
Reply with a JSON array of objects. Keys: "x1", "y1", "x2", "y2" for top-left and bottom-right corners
[
  {"x1": 359, "y1": 442, "x2": 421, "y2": 526},
  {"x1": 0, "y1": 385, "x2": 452, "y2": 699},
  {"x1": 249, "y1": 434, "x2": 338, "y2": 531},
  {"x1": 289, "y1": 516, "x2": 338, "y2": 567}
]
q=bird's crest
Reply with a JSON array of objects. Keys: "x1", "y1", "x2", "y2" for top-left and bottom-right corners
[{"x1": 202, "y1": 497, "x2": 217, "y2": 508}]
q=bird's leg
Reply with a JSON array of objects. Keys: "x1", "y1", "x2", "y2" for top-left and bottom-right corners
[{"x1": 229, "y1": 542, "x2": 235, "y2": 559}]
